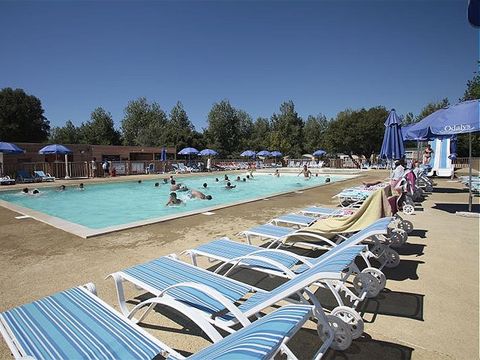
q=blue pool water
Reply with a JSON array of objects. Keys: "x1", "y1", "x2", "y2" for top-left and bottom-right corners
[{"x1": 0, "y1": 173, "x2": 346, "y2": 230}]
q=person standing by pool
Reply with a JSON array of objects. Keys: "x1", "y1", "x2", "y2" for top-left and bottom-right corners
[
  {"x1": 206, "y1": 157, "x2": 211, "y2": 172},
  {"x1": 166, "y1": 192, "x2": 183, "y2": 206},
  {"x1": 90, "y1": 158, "x2": 97, "y2": 178},
  {"x1": 423, "y1": 144, "x2": 433, "y2": 165}
]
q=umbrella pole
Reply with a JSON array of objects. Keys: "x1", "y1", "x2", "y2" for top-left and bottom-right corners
[
  {"x1": 468, "y1": 132, "x2": 472, "y2": 212},
  {"x1": 65, "y1": 154, "x2": 70, "y2": 179}
]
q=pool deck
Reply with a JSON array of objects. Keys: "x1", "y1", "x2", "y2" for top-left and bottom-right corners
[{"x1": 0, "y1": 170, "x2": 478, "y2": 359}]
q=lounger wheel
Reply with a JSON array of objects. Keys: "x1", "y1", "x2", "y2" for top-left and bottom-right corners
[
  {"x1": 330, "y1": 306, "x2": 364, "y2": 340},
  {"x1": 426, "y1": 185, "x2": 433, "y2": 192},
  {"x1": 318, "y1": 315, "x2": 352, "y2": 351},
  {"x1": 360, "y1": 268, "x2": 386, "y2": 297},
  {"x1": 402, "y1": 204, "x2": 415, "y2": 215},
  {"x1": 352, "y1": 273, "x2": 378, "y2": 298},
  {"x1": 379, "y1": 248, "x2": 400, "y2": 268},
  {"x1": 398, "y1": 220, "x2": 414, "y2": 234},
  {"x1": 389, "y1": 231, "x2": 405, "y2": 247}
]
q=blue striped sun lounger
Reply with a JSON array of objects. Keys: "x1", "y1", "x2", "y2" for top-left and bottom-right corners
[
  {"x1": 0, "y1": 284, "x2": 316, "y2": 360},
  {"x1": 109, "y1": 246, "x2": 367, "y2": 352},
  {"x1": 300, "y1": 206, "x2": 350, "y2": 217},
  {"x1": 271, "y1": 213, "x2": 317, "y2": 227}
]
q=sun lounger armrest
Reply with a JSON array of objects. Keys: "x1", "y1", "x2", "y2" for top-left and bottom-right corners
[
  {"x1": 283, "y1": 232, "x2": 337, "y2": 247},
  {"x1": 213, "y1": 254, "x2": 297, "y2": 278},
  {"x1": 127, "y1": 296, "x2": 224, "y2": 343},
  {"x1": 158, "y1": 282, "x2": 251, "y2": 327}
]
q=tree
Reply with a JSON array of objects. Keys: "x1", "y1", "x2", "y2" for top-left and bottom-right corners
[
  {"x1": 458, "y1": 74, "x2": 480, "y2": 157},
  {"x1": 303, "y1": 114, "x2": 328, "y2": 152},
  {"x1": 164, "y1": 101, "x2": 195, "y2": 149},
  {"x1": 415, "y1": 98, "x2": 449, "y2": 122},
  {"x1": 0, "y1": 87, "x2": 50, "y2": 142},
  {"x1": 205, "y1": 100, "x2": 242, "y2": 156},
  {"x1": 323, "y1": 107, "x2": 388, "y2": 161},
  {"x1": 237, "y1": 109, "x2": 254, "y2": 151},
  {"x1": 121, "y1": 97, "x2": 168, "y2": 146},
  {"x1": 402, "y1": 112, "x2": 416, "y2": 125},
  {"x1": 460, "y1": 74, "x2": 480, "y2": 101},
  {"x1": 49, "y1": 120, "x2": 80, "y2": 144},
  {"x1": 80, "y1": 107, "x2": 121, "y2": 145},
  {"x1": 269, "y1": 101, "x2": 304, "y2": 157},
  {"x1": 249, "y1": 117, "x2": 271, "y2": 150}
]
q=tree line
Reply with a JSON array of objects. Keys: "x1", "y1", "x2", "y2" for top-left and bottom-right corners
[{"x1": 0, "y1": 74, "x2": 478, "y2": 158}]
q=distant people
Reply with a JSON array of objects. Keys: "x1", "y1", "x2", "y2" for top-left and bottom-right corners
[
  {"x1": 102, "y1": 160, "x2": 110, "y2": 177},
  {"x1": 225, "y1": 182, "x2": 236, "y2": 189},
  {"x1": 32, "y1": 189, "x2": 40, "y2": 195},
  {"x1": 298, "y1": 165, "x2": 311, "y2": 178},
  {"x1": 391, "y1": 160, "x2": 405, "y2": 194},
  {"x1": 325, "y1": 176, "x2": 331, "y2": 183},
  {"x1": 190, "y1": 189, "x2": 213, "y2": 200},
  {"x1": 90, "y1": 158, "x2": 97, "y2": 178},
  {"x1": 58, "y1": 185, "x2": 66, "y2": 191},
  {"x1": 154, "y1": 182, "x2": 160, "y2": 187},
  {"x1": 224, "y1": 174, "x2": 229, "y2": 181},
  {"x1": 243, "y1": 178, "x2": 246, "y2": 182},
  {"x1": 235, "y1": 176, "x2": 241, "y2": 181},
  {"x1": 138, "y1": 180, "x2": 142, "y2": 184},
  {"x1": 215, "y1": 178, "x2": 219, "y2": 182},
  {"x1": 169, "y1": 175, "x2": 174, "y2": 182},
  {"x1": 22, "y1": 187, "x2": 29, "y2": 194},
  {"x1": 248, "y1": 163, "x2": 255, "y2": 178},
  {"x1": 170, "y1": 180, "x2": 181, "y2": 191},
  {"x1": 274, "y1": 169, "x2": 280, "y2": 177},
  {"x1": 246, "y1": 175, "x2": 250, "y2": 180},
  {"x1": 177, "y1": 185, "x2": 189, "y2": 192},
  {"x1": 163, "y1": 178, "x2": 168, "y2": 184},
  {"x1": 166, "y1": 192, "x2": 183, "y2": 206},
  {"x1": 412, "y1": 160, "x2": 422, "y2": 178},
  {"x1": 315, "y1": 173, "x2": 318, "y2": 177},
  {"x1": 79, "y1": 183, "x2": 85, "y2": 191},
  {"x1": 202, "y1": 183, "x2": 208, "y2": 189},
  {"x1": 423, "y1": 144, "x2": 433, "y2": 165}
]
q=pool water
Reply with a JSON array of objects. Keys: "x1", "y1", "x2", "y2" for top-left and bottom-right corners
[{"x1": 0, "y1": 173, "x2": 346, "y2": 230}]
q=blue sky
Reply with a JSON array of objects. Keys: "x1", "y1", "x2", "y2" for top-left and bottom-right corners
[{"x1": 0, "y1": 1, "x2": 477, "y2": 131}]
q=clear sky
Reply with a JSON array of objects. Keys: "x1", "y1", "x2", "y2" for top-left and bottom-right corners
[{"x1": 0, "y1": 1, "x2": 478, "y2": 131}]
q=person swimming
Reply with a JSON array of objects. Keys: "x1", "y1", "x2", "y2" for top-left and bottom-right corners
[
  {"x1": 32, "y1": 189, "x2": 40, "y2": 195},
  {"x1": 274, "y1": 169, "x2": 280, "y2": 177},
  {"x1": 22, "y1": 187, "x2": 29, "y2": 194},
  {"x1": 225, "y1": 182, "x2": 236, "y2": 189},
  {"x1": 224, "y1": 174, "x2": 230, "y2": 181},
  {"x1": 154, "y1": 182, "x2": 159, "y2": 187},
  {"x1": 163, "y1": 178, "x2": 168, "y2": 184},
  {"x1": 215, "y1": 178, "x2": 219, "y2": 182},
  {"x1": 203, "y1": 183, "x2": 208, "y2": 189},
  {"x1": 138, "y1": 180, "x2": 142, "y2": 184},
  {"x1": 166, "y1": 192, "x2": 183, "y2": 206},
  {"x1": 235, "y1": 176, "x2": 241, "y2": 181},
  {"x1": 243, "y1": 178, "x2": 246, "y2": 182},
  {"x1": 190, "y1": 189, "x2": 213, "y2": 200},
  {"x1": 79, "y1": 183, "x2": 85, "y2": 190},
  {"x1": 58, "y1": 185, "x2": 66, "y2": 191}
]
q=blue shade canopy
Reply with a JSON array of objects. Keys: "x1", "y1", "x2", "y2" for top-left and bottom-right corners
[
  {"x1": 256, "y1": 150, "x2": 271, "y2": 157},
  {"x1": 38, "y1": 144, "x2": 72, "y2": 154},
  {"x1": 379, "y1": 109, "x2": 405, "y2": 160},
  {"x1": 198, "y1": 149, "x2": 218, "y2": 156},
  {"x1": 401, "y1": 124, "x2": 431, "y2": 141},
  {"x1": 178, "y1": 147, "x2": 199, "y2": 155},
  {"x1": 0, "y1": 141, "x2": 24, "y2": 154},
  {"x1": 408, "y1": 100, "x2": 479, "y2": 137},
  {"x1": 240, "y1": 150, "x2": 256, "y2": 157},
  {"x1": 270, "y1": 151, "x2": 282, "y2": 157},
  {"x1": 313, "y1": 149, "x2": 326, "y2": 156}
]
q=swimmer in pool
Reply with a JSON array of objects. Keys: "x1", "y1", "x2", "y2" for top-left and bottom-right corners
[
  {"x1": 154, "y1": 182, "x2": 159, "y2": 187},
  {"x1": 78, "y1": 183, "x2": 85, "y2": 190},
  {"x1": 297, "y1": 165, "x2": 311, "y2": 179},
  {"x1": 235, "y1": 176, "x2": 241, "y2": 181},
  {"x1": 274, "y1": 169, "x2": 280, "y2": 177},
  {"x1": 166, "y1": 192, "x2": 183, "y2": 206},
  {"x1": 22, "y1": 188, "x2": 29, "y2": 194},
  {"x1": 58, "y1": 185, "x2": 66, "y2": 191},
  {"x1": 190, "y1": 189, "x2": 213, "y2": 200},
  {"x1": 225, "y1": 182, "x2": 236, "y2": 189},
  {"x1": 202, "y1": 183, "x2": 208, "y2": 189}
]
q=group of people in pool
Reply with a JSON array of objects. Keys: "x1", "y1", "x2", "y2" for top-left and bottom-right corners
[{"x1": 22, "y1": 183, "x2": 84, "y2": 195}]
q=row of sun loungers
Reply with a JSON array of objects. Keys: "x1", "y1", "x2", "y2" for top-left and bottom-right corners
[
  {"x1": 287, "y1": 160, "x2": 324, "y2": 168},
  {"x1": 10, "y1": 170, "x2": 56, "y2": 184},
  {"x1": 0, "y1": 186, "x2": 415, "y2": 359}
]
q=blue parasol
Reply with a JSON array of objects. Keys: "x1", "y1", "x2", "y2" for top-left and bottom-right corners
[
  {"x1": 178, "y1": 147, "x2": 199, "y2": 155},
  {"x1": 256, "y1": 150, "x2": 271, "y2": 157},
  {"x1": 379, "y1": 109, "x2": 405, "y2": 161},
  {"x1": 313, "y1": 149, "x2": 326, "y2": 157},
  {"x1": 38, "y1": 144, "x2": 72, "y2": 155},
  {"x1": 240, "y1": 150, "x2": 256, "y2": 157},
  {"x1": 270, "y1": 151, "x2": 282, "y2": 157},
  {"x1": 198, "y1": 149, "x2": 218, "y2": 156}
]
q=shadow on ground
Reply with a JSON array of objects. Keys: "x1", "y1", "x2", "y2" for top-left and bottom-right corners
[
  {"x1": 395, "y1": 243, "x2": 426, "y2": 256},
  {"x1": 432, "y1": 203, "x2": 480, "y2": 214},
  {"x1": 381, "y1": 259, "x2": 424, "y2": 281},
  {"x1": 407, "y1": 229, "x2": 428, "y2": 238},
  {"x1": 433, "y1": 187, "x2": 469, "y2": 194}
]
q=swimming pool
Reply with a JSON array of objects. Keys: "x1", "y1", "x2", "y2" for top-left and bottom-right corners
[{"x1": 0, "y1": 173, "x2": 351, "y2": 237}]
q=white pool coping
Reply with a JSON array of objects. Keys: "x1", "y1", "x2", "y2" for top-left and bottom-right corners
[{"x1": 0, "y1": 173, "x2": 359, "y2": 238}]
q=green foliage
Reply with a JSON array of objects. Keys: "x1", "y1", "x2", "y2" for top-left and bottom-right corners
[
  {"x1": 0, "y1": 87, "x2": 50, "y2": 142},
  {"x1": 460, "y1": 74, "x2": 480, "y2": 101},
  {"x1": 249, "y1": 117, "x2": 271, "y2": 150},
  {"x1": 121, "y1": 97, "x2": 168, "y2": 146},
  {"x1": 303, "y1": 114, "x2": 328, "y2": 152},
  {"x1": 270, "y1": 101, "x2": 304, "y2": 157},
  {"x1": 402, "y1": 112, "x2": 416, "y2": 125},
  {"x1": 49, "y1": 120, "x2": 80, "y2": 144},
  {"x1": 205, "y1": 100, "x2": 242, "y2": 156},
  {"x1": 323, "y1": 107, "x2": 388, "y2": 158},
  {"x1": 164, "y1": 101, "x2": 196, "y2": 149},
  {"x1": 415, "y1": 98, "x2": 449, "y2": 122},
  {"x1": 80, "y1": 107, "x2": 121, "y2": 145}
]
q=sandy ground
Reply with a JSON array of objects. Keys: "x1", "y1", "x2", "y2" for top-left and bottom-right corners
[{"x1": 0, "y1": 170, "x2": 478, "y2": 359}]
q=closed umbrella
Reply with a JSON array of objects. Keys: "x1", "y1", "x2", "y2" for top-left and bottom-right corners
[
  {"x1": 38, "y1": 144, "x2": 72, "y2": 179},
  {"x1": 407, "y1": 100, "x2": 479, "y2": 211},
  {"x1": 380, "y1": 109, "x2": 405, "y2": 166},
  {"x1": 0, "y1": 141, "x2": 24, "y2": 175}
]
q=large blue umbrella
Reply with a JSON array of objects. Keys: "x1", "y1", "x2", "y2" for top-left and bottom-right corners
[
  {"x1": 38, "y1": 144, "x2": 72, "y2": 155},
  {"x1": 178, "y1": 147, "x2": 199, "y2": 155},
  {"x1": 313, "y1": 149, "x2": 326, "y2": 157},
  {"x1": 379, "y1": 109, "x2": 405, "y2": 162},
  {"x1": 256, "y1": 150, "x2": 270, "y2": 157},
  {"x1": 407, "y1": 100, "x2": 479, "y2": 211},
  {"x1": 270, "y1": 151, "x2": 282, "y2": 157},
  {"x1": 198, "y1": 149, "x2": 218, "y2": 156},
  {"x1": 240, "y1": 150, "x2": 256, "y2": 157},
  {"x1": 38, "y1": 144, "x2": 72, "y2": 179},
  {"x1": 0, "y1": 141, "x2": 24, "y2": 175}
]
